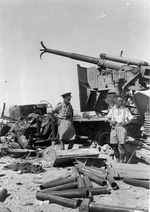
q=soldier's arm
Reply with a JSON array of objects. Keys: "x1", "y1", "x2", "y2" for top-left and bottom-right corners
[
  {"x1": 121, "y1": 108, "x2": 134, "y2": 126},
  {"x1": 106, "y1": 108, "x2": 116, "y2": 125}
]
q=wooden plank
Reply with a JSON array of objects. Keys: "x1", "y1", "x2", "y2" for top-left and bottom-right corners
[
  {"x1": 74, "y1": 157, "x2": 106, "y2": 168},
  {"x1": 53, "y1": 148, "x2": 100, "y2": 167},
  {"x1": 53, "y1": 155, "x2": 99, "y2": 167},
  {"x1": 7, "y1": 148, "x2": 35, "y2": 153},
  {"x1": 56, "y1": 148, "x2": 100, "y2": 157},
  {"x1": 108, "y1": 163, "x2": 150, "y2": 180},
  {"x1": 43, "y1": 147, "x2": 100, "y2": 167}
]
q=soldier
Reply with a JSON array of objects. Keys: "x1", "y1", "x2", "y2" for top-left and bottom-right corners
[
  {"x1": 107, "y1": 95, "x2": 134, "y2": 163},
  {"x1": 50, "y1": 92, "x2": 76, "y2": 150}
]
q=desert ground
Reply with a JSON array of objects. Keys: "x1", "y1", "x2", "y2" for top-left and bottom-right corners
[{"x1": 0, "y1": 145, "x2": 149, "y2": 212}]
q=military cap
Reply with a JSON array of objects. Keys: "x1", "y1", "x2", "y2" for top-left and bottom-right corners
[{"x1": 61, "y1": 92, "x2": 72, "y2": 98}]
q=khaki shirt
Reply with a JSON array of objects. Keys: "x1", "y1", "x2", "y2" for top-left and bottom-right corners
[
  {"x1": 50, "y1": 102, "x2": 74, "y2": 121},
  {"x1": 107, "y1": 105, "x2": 134, "y2": 124},
  {"x1": 50, "y1": 102, "x2": 75, "y2": 141}
]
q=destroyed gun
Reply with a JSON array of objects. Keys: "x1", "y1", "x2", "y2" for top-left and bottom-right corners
[
  {"x1": 40, "y1": 41, "x2": 149, "y2": 94},
  {"x1": 40, "y1": 41, "x2": 150, "y2": 113}
]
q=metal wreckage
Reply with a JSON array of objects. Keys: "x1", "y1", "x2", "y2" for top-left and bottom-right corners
[
  {"x1": 0, "y1": 42, "x2": 150, "y2": 212},
  {"x1": 0, "y1": 41, "x2": 150, "y2": 159}
]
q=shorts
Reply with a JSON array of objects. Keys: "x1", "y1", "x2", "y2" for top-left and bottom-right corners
[
  {"x1": 110, "y1": 124, "x2": 127, "y2": 144},
  {"x1": 58, "y1": 119, "x2": 76, "y2": 141}
]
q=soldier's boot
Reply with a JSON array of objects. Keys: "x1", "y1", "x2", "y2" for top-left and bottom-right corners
[
  {"x1": 112, "y1": 144, "x2": 120, "y2": 163},
  {"x1": 114, "y1": 153, "x2": 120, "y2": 163},
  {"x1": 120, "y1": 154, "x2": 125, "y2": 163},
  {"x1": 67, "y1": 140, "x2": 75, "y2": 149},
  {"x1": 59, "y1": 140, "x2": 64, "y2": 150}
]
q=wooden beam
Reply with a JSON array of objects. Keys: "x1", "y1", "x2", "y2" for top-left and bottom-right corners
[{"x1": 108, "y1": 163, "x2": 150, "y2": 180}]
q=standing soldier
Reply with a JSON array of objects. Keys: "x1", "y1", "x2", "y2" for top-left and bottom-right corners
[
  {"x1": 50, "y1": 92, "x2": 76, "y2": 150},
  {"x1": 107, "y1": 95, "x2": 134, "y2": 163}
]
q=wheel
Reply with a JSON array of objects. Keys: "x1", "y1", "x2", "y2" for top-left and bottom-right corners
[
  {"x1": 97, "y1": 132, "x2": 110, "y2": 146},
  {"x1": 94, "y1": 131, "x2": 102, "y2": 142},
  {"x1": 0, "y1": 125, "x2": 10, "y2": 136}
]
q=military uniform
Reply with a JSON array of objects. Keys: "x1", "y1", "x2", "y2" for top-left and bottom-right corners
[
  {"x1": 51, "y1": 101, "x2": 76, "y2": 141},
  {"x1": 50, "y1": 92, "x2": 76, "y2": 149}
]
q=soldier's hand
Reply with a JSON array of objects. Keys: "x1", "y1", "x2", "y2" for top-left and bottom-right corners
[
  {"x1": 120, "y1": 121, "x2": 127, "y2": 126},
  {"x1": 110, "y1": 120, "x2": 116, "y2": 125}
]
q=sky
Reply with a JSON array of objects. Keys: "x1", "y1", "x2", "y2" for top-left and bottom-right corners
[{"x1": 0, "y1": 0, "x2": 150, "y2": 115}]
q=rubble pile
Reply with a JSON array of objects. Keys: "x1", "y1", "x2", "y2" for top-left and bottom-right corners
[
  {"x1": 0, "y1": 144, "x2": 149, "y2": 212},
  {"x1": 0, "y1": 104, "x2": 150, "y2": 212}
]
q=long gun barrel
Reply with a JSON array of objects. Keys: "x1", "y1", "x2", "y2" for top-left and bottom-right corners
[
  {"x1": 100, "y1": 53, "x2": 149, "y2": 66},
  {"x1": 40, "y1": 42, "x2": 125, "y2": 70},
  {"x1": 40, "y1": 41, "x2": 149, "y2": 69},
  {"x1": 40, "y1": 41, "x2": 99, "y2": 65}
]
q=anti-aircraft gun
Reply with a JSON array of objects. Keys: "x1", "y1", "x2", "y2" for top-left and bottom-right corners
[
  {"x1": 40, "y1": 41, "x2": 150, "y2": 145},
  {"x1": 40, "y1": 41, "x2": 149, "y2": 111}
]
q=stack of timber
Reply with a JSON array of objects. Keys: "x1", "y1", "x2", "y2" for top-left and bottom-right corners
[
  {"x1": 108, "y1": 163, "x2": 150, "y2": 180},
  {"x1": 43, "y1": 147, "x2": 100, "y2": 167}
]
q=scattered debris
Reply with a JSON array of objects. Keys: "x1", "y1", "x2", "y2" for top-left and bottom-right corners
[
  {"x1": 0, "y1": 187, "x2": 7, "y2": 201},
  {"x1": 3, "y1": 161, "x2": 45, "y2": 174},
  {"x1": 123, "y1": 178, "x2": 149, "y2": 189}
]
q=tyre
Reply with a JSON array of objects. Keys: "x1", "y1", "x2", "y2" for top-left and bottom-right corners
[
  {"x1": 0, "y1": 125, "x2": 10, "y2": 136},
  {"x1": 97, "y1": 131, "x2": 110, "y2": 146}
]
